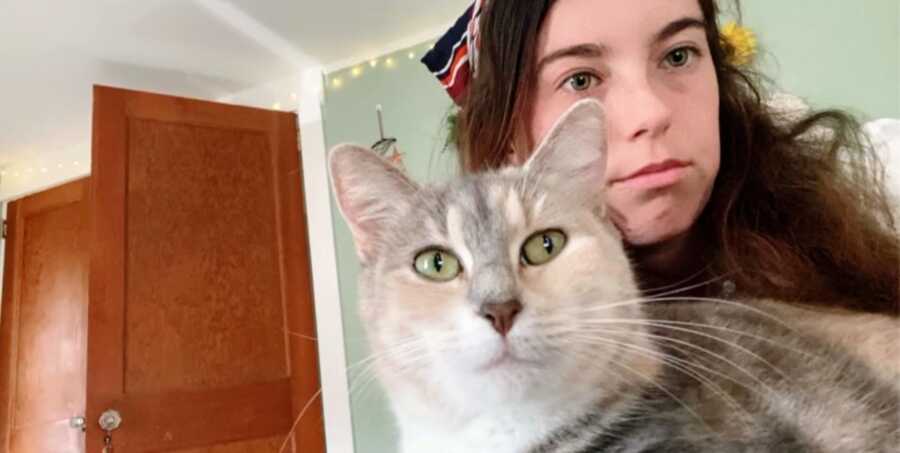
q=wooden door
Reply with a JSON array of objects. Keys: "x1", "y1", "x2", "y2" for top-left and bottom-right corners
[
  {"x1": 0, "y1": 178, "x2": 90, "y2": 453},
  {"x1": 88, "y1": 86, "x2": 324, "y2": 452}
]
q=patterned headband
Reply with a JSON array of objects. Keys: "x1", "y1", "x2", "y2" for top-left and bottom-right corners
[{"x1": 420, "y1": 0, "x2": 484, "y2": 105}]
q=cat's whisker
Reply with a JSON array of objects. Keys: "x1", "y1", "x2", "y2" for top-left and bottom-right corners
[
  {"x1": 346, "y1": 345, "x2": 415, "y2": 391},
  {"x1": 538, "y1": 311, "x2": 803, "y2": 363},
  {"x1": 567, "y1": 322, "x2": 785, "y2": 394},
  {"x1": 349, "y1": 368, "x2": 384, "y2": 403},
  {"x1": 357, "y1": 341, "x2": 431, "y2": 374},
  {"x1": 556, "y1": 331, "x2": 722, "y2": 401},
  {"x1": 639, "y1": 268, "x2": 726, "y2": 297},
  {"x1": 354, "y1": 354, "x2": 432, "y2": 403},
  {"x1": 647, "y1": 318, "x2": 820, "y2": 359},
  {"x1": 540, "y1": 318, "x2": 768, "y2": 410},
  {"x1": 557, "y1": 347, "x2": 658, "y2": 413},
  {"x1": 558, "y1": 296, "x2": 648, "y2": 313},
  {"x1": 346, "y1": 334, "x2": 432, "y2": 370},
  {"x1": 647, "y1": 318, "x2": 812, "y2": 358},
  {"x1": 582, "y1": 329, "x2": 775, "y2": 402},
  {"x1": 348, "y1": 353, "x2": 424, "y2": 404},
  {"x1": 585, "y1": 317, "x2": 814, "y2": 359},
  {"x1": 569, "y1": 333, "x2": 754, "y2": 429},
  {"x1": 569, "y1": 332, "x2": 751, "y2": 397},
  {"x1": 644, "y1": 296, "x2": 795, "y2": 330},
  {"x1": 346, "y1": 345, "x2": 426, "y2": 389},
  {"x1": 278, "y1": 387, "x2": 323, "y2": 453},
  {"x1": 281, "y1": 327, "x2": 373, "y2": 344},
  {"x1": 604, "y1": 354, "x2": 722, "y2": 437},
  {"x1": 570, "y1": 319, "x2": 795, "y2": 382},
  {"x1": 346, "y1": 336, "x2": 436, "y2": 399},
  {"x1": 555, "y1": 295, "x2": 794, "y2": 332},
  {"x1": 276, "y1": 334, "x2": 433, "y2": 451},
  {"x1": 282, "y1": 329, "x2": 319, "y2": 342}
]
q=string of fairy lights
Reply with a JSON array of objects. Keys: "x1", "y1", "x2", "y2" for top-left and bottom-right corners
[
  {"x1": 1, "y1": 160, "x2": 84, "y2": 180},
  {"x1": 0, "y1": 152, "x2": 89, "y2": 199},
  {"x1": 326, "y1": 42, "x2": 435, "y2": 91}
]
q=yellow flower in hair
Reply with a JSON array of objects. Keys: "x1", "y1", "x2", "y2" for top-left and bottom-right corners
[{"x1": 720, "y1": 21, "x2": 757, "y2": 67}]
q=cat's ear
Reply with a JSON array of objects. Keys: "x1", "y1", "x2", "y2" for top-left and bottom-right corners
[
  {"x1": 329, "y1": 144, "x2": 418, "y2": 264},
  {"x1": 524, "y1": 99, "x2": 607, "y2": 196}
]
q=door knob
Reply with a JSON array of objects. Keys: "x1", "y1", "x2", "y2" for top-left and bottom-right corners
[
  {"x1": 98, "y1": 409, "x2": 122, "y2": 432},
  {"x1": 69, "y1": 415, "x2": 86, "y2": 432}
]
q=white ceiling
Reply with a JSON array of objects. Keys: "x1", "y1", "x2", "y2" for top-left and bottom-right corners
[{"x1": 0, "y1": 0, "x2": 467, "y2": 200}]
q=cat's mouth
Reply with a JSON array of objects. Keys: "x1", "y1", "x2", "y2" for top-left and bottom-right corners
[{"x1": 477, "y1": 345, "x2": 542, "y2": 371}]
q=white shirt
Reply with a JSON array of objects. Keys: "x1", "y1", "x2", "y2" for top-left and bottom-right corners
[{"x1": 864, "y1": 118, "x2": 900, "y2": 202}]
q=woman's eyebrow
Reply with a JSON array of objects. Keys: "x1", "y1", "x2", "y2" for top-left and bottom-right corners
[
  {"x1": 536, "y1": 17, "x2": 706, "y2": 73},
  {"x1": 537, "y1": 43, "x2": 606, "y2": 73},
  {"x1": 654, "y1": 17, "x2": 706, "y2": 43}
]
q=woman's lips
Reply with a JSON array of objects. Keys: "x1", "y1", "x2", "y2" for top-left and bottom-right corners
[{"x1": 611, "y1": 159, "x2": 691, "y2": 190}]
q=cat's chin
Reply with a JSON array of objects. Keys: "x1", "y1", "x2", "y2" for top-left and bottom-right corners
[{"x1": 433, "y1": 342, "x2": 576, "y2": 409}]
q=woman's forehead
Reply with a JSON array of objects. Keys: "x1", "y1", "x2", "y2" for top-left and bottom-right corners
[{"x1": 537, "y1": 0, "x2": 705, "y2": 56}]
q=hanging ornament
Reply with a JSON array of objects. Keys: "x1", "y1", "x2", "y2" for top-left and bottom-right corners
[{"x1": 372, "y1": 105, "x2": 405, "y2": 169}]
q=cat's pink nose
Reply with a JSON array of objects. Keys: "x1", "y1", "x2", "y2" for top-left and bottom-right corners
[{"x1": 479, "y1": 300, "x2": 522, "y2": 336}]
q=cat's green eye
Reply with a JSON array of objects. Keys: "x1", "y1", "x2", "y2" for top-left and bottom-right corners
[
  {"x1": 521, "y1": 230, "x2": 567, "y2": 266},
  {"x1": 414, "y1": 248, "x2": 461, "y2": 282}
]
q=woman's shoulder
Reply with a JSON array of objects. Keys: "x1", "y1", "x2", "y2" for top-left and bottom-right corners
[
  {"x1": 766, "y1": 92, "x2": 900, "y2": 216},
  {"x1": 863, "y1": 118, "x2": 900, "y2": 208}
]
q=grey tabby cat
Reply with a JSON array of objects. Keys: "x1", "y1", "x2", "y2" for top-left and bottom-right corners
[{"x1": 329, "y1": 99, "x2": 899, "y2": 453}]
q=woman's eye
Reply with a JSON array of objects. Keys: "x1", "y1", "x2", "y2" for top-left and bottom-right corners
[
  {"x1": 563, "y1": 72, "x2": 598, "y2": 92},
  {"x1": 414, "y1": 248, "x2": 461, "y2": 282},
  {"x1": 521, "y1": 229, "x2": 567, "y2": 266},
  {"x1": 664, "y1": 47, "x2": 695, "y2": 68}
]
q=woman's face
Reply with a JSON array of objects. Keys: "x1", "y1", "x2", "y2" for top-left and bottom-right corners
[{"x1": 526, "y1": 0, "x2": 720, "y2": 246}]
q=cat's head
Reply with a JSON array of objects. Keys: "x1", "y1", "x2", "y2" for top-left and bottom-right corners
[{"x1": 329, "y1": 99, "x2": 651, "y2": 414}]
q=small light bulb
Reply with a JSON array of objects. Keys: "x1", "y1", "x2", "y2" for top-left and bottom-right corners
[
  {"x1": 272, "y1": 102, "x2": 281, "y2": 110},
  {"x1": 369, "y1": 59, "x2": 378, "y2": 68},
  {"x1": 331, "y1": 78, "x2": 344, "y2": 89},
  {"x1": 408, "y1": 51, "x2": 415, "y2": 59},
  {"x1": 351, "y1": 66, "x2": 363, "y2": 77},
  {"x1": 385, "y1": 58, "x2": 396, "y2": 68}
]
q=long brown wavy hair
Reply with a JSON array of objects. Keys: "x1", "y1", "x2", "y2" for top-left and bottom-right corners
[{"x1": 456, "y1": 0, "x2": 899, "y2": 315}]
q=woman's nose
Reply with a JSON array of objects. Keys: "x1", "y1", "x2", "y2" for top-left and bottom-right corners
[{"x1": 606, "y1": 74, "x2": 673, "y2": 143}]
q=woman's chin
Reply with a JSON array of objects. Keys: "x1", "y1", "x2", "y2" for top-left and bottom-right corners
[
  {"x1": 611, "y1": 198, "x2": 698, "y2": 246},
  {"x1": 618, "y1": 216, "x2": 687, "y2": 246}
]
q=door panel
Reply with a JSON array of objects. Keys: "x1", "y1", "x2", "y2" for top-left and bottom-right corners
[
  {"x1": 0, "y1": 178, "x2": 90, "y2": 453},
  {"x1": 125, "y1": 118, "x2": 287, "y2": 393},
  {"x1": 88, "y1": 86, "x2": 324, "y2": 452},
  {"x1": 105, "y1": 379, "x2": 293, "y2": 450}
]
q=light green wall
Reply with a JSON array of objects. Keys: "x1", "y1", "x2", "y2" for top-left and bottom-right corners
[
  {"x1": 322, "y1": 4, "x2": 899, "y2": 452},
  {"x1": 736, "y1": 0, "x2": 899, "y2": 120},
  {"x1": 321, "y1": 43, "x2": 457, "y2": 453}
]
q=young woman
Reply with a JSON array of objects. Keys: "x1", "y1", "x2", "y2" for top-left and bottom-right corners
[{"x1": 432, "y1": 0, "x2": 898, "y2": 314}]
